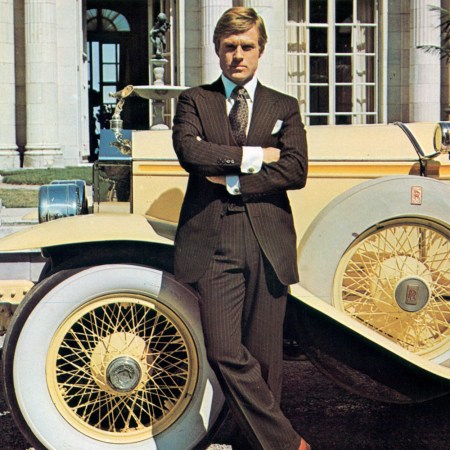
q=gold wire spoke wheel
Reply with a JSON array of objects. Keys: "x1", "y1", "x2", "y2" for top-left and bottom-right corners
[
  {"x1": 46, "y1": 293, "x2": 199, "y2": 444},
  {"x1": 333, "y1": 218, "x2": 450, "y2": 359}
]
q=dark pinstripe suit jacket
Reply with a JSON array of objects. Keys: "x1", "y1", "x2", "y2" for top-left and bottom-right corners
[{"x1": 172, "y1": 78, "x2": 308, "y2": 285}]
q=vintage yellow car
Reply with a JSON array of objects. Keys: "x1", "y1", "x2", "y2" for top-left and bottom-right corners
[{"x1": 1, "y1": 87, "x2": 450, "y2": 449}]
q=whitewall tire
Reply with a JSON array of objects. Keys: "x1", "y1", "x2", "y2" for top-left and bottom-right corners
[{"x1": 3, "y1": 264, "x2": 224, "y2": 450}]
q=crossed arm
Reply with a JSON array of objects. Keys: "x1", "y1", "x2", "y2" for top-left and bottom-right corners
[
  {"x1": 207, "y1": 147, "x2": 280, "y2": 186},
  {"x1": 172, "y1": 91, "x2": 308, "y2": 196}
]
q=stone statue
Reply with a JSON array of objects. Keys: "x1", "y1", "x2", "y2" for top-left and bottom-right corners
[{"x1": 150, "y1": 13, "x2": 170, "y2": 59}]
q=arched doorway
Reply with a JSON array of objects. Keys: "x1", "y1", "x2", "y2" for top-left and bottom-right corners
[{"x1": 86, "y1": 1, "x2": 149, "y2": 161}]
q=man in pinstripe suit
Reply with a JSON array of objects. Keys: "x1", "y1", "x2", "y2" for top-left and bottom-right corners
[{"x1": 172, "y1": 7, "x2": 309, "y2": 450}]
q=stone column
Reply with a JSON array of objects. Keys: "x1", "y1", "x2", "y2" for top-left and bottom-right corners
[
  {"x1": 23, "y1": 0, "x2": 61, "y2": 167},
  {"x1": 0, "y1": 0, "x2": 19, "y2": 167},
  {"x1": 201, "y1": 0, "x2": 233, "y2": 83},
  {"x1": 245, "y1": 0, "x2": 287, "y2": 93},
  {"x1": 410, "y1": 0, "x2": 441, "y2": 121}
]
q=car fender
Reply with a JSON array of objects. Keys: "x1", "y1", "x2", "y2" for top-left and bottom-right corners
[
  {"x1": 289, "y1": 283, "x2": 450, "y2": 401},
  {"x1": 0, "y1": 213, "x2": 172, "y2": 252},
  {"x1": 297, "y1": 175, "x2": 450, "y2": 303}
]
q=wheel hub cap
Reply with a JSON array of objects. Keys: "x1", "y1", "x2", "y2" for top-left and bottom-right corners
[
  {"x1": 369, "y1": 256, "x2": 432, "y2": 314},
  {"x1": 394, "y1": 276, "x2": 430, "y2": 312},
  {"x1": 90, "y1": 331, "x2": 148, "y2": 393},
  {"x1": 107, "y1": 357, "x2": 142, "y2": 392}
]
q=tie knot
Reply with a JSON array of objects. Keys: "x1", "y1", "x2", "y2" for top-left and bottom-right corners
[{"x1": 232, "y1": 86, "x2": 247, "y2": 99}]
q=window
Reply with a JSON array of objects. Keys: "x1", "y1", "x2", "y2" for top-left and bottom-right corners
[
  {"x1": 86, "y1": 8, "x2": 131, "y2": 32},
  {"x1": 88, "y1": 42, "x2": 120, "y2": 105},
  {"x1": 86, "y1": 8, "x2": 132, "y2": 161},
  {"x1": 86, "y1": 8, "x2": 131, "y2": 106},
  {"x1": 287, "y1": 0, "x2": 379, "y2": 125}
]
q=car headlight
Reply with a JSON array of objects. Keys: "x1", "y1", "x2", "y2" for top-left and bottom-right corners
[{"x1": 433, "y1": 122, "x2": 450, "y2": 153}]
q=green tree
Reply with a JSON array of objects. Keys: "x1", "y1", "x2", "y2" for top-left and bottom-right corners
[{"x1": 418, "y1": 6, "x2": 450, "y2": 62}]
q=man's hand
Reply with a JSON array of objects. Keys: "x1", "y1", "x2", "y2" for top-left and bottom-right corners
[
  {"x1": 262, "y1": 147, "x2": 280, "y2": 164},
  {"x1": 206, "y1": 176, "x2": 226, "y2": 185}
]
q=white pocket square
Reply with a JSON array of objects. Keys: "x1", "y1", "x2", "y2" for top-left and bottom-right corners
[{"x1": 271, "y1": 120, "x2": 284, "y2": 135}]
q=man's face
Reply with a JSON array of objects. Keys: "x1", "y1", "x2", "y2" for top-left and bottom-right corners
[{"x1": 217, "y1": 25, "x2": 262, "y2": 85}]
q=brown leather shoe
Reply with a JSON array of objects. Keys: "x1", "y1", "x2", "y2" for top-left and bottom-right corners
[{"x1": 299, "y1": 438, "x2": 311, "y2": 450}]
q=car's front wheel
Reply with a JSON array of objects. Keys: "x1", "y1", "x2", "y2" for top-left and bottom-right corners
[{"x1": 2, "y1": 264, "x2": 224, "y2": 449}]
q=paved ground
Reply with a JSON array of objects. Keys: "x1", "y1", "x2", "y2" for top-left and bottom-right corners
[
  {"x1": 0, "y1": 207, "x2": 38, "y2": 238},
  {"x1": 1, "y1": 358, "x2": 450, "y2": 450}
]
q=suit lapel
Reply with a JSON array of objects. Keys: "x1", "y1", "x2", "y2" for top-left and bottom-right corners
[
  {"x1": 246, "y1": 83, "x2": 278, "y2": 146},
  {"x1": 198, "y1": 78, "x2": 232, "y2": 145}
]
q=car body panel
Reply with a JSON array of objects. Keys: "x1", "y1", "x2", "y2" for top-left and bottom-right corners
[{"x1": 0, "y1": 213, "x2": 171, "y2": 252}]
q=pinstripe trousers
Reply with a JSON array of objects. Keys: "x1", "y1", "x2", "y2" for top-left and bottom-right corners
[{"x1": 194, "y1": 208, "x2": 301, "y2": 450}]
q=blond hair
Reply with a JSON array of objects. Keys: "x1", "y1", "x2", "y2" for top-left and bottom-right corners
[{"x1": 213, "y1": 7, "x2": 268, "y2": 53}]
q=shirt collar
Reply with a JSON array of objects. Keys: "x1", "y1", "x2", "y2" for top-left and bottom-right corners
[{"x1": 221, "y1": 74, "x2": 257, "y2": 102}]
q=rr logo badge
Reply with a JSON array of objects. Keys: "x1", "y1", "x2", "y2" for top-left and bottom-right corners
[
  {"x1": 411, "y1": 186, "x2": 423, "y2": 205},
  {"x1": 405, "y1": 284, "x2": 419, "y2": 305}
]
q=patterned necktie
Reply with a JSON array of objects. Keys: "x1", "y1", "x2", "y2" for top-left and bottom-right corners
[{"x1": 229, "y1": 86, "x2": 249, "y2": 147}]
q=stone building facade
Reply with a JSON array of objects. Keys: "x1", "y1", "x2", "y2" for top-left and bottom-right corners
[
  {"x1": 0, "y1": 0, "x2": 449, "y2": 168},
  {"x1": 1, "y1": 0, "x2": 87, "y2": 168}
]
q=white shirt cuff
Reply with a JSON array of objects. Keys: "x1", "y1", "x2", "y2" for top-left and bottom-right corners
[
  {"x1": 241, "y1": 146, "x2": 263, "y2": 174},
  {"x1": 226, "y1": 175, "x2": 241, "y2": 195}
]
